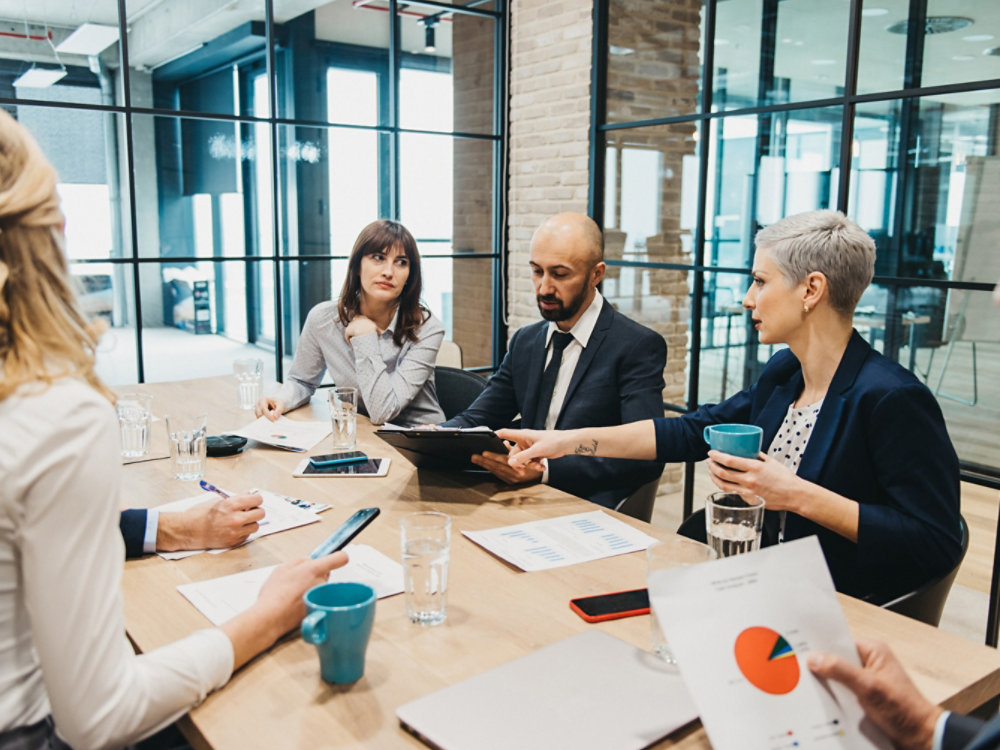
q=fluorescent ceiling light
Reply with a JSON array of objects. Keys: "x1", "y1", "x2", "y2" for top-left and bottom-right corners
[
  {"x1": 13, "y1": 67, "x2": 68, "y2": 88},
  {"x1": 55, "y1": 23, "x2": 119, "y2": 56}
]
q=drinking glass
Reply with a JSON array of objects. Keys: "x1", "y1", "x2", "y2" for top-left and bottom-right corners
[
  {"x1": 329, "y1": 387, "x2": 358, "y2": 450},
  {"x1": 233, "y1": 358, "x2": 263, "y2": 410},
  {"x1": 705, "y1": 492, "x2": 765, "y2": 557},
  {"x1": 117, "y1": 392, "x2": 153, "y2": 459},
  {"x1": 400, "y1": 511, "x2": 451, "y2": 626},
  {"x1": 165, "y1": 414, "x2": 208, "y2": 481},
  {"x1": 646, "y1": 538, "x2": 717, "y2": 662}
]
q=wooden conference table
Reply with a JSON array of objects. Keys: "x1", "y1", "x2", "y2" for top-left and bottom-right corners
[{"x1": 119, "y1": 377, "x2": 1000, "y2": 750}]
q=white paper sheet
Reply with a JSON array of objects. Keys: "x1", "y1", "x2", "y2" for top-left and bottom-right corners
[
  {"x1": 176, "y1": 544, "x2": 404, "y2": 625},
  {"x1": 462, "y1": 510, "x2": 657, "y2": 571},
  {"x1": 648, "y1": 536, "x2": 891, "y2": 750},
  {"x1": 230, "y1": 415, "x2": 330, "y2": 452},
  {"x1": 155, "y1": 488, "x2": 323, "y2": 560}
]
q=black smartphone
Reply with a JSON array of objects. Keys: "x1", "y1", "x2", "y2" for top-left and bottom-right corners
[
  {"x1": 309, "y1": 507, "x2": 380, "y2": 558},
  {"x1": 309, "y1": 451, "x2": 368, "y2": 467},
  {"x1": 569, "y1": 588, "x2": 650, "y2": 623}
]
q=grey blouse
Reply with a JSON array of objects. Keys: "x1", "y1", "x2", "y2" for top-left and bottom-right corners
[{"x1": 275, "y1": 300, "x2": 446, "y2": 426}]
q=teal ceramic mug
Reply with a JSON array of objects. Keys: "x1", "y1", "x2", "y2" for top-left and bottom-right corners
[
  {"x1": 302, "y1": 581, "x2": 376, "y2": 684},
  {"x1": 702, "y1": 424, "x2": 763, "y2": 459}
]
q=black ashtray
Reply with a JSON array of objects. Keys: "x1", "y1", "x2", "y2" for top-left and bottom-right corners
[{"x1": 206, "y1": 435, "x2": 248, "y2": 457}]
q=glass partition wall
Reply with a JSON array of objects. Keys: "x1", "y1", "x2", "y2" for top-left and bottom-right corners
[
  {"x1": 593, "y1": 0, "x2": 1000, "y2": 503},
  {"x1": 1, "y1": 0, "x2": 505, "y2": 384}
]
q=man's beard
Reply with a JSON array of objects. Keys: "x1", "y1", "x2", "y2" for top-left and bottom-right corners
[{"x1": 536, "y1": 285, "x2": 588, "y2": 322}]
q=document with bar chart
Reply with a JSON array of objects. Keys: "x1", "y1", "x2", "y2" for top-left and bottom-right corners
[
  {"x1": 462, "y1": 510, "x2": 657, "y2": 571},
  {"x1": 648, "y1": 537, "x2": 891, "y2": 750}
]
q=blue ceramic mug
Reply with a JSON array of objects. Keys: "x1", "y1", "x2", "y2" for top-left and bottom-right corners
[
  {"x1": 302, "y1": 581, "x2": 376, "y2": 684},
  {"x1": 703, "y1": 424, "x2": 763, "y2": 459}
]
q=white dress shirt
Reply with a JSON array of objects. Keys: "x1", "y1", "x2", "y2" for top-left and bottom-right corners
[
  {"x1": 537, "y1": 291, "x2": 604, "y2": 483},
  {"x1": 0, "y1": 377, "x2": 233, "y2": 749},
  {"x1": 540, "y1": 291, "x2": 605, "y2": 429}
]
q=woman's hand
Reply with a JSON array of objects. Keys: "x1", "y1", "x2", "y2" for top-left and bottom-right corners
[
  {"x1": 706, "y1": 450, "x2": 805, "y2": 513},
  {"x1": 344, "y1": 315, "x2": 378, "y2": 342},
  {"x1": 222, "y1": 551, "x2": 350, "y2": 670},
  {"x1": 498, "y1": 428, "x2": 579, "y2": 472},
  {"x1": 255, "y1": 397, "x2": 285, "y2": 421}
]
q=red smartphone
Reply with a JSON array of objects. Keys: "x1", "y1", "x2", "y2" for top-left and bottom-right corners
[{"x1": 569, "y1": 588, "x2": 650, "y2": 623}]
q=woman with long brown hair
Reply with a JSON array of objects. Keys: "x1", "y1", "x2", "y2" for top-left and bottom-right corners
[
  {"x1": 256, "y1": 219, "x2": 445, "y2": 426},
  {"x1": 0, "y1": 110, "x2": 348, "y2": 750}
]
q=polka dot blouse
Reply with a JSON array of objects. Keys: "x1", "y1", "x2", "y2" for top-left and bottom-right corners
[{"x1": 767, "y1": 399, "x2": 823, "y2": 473}]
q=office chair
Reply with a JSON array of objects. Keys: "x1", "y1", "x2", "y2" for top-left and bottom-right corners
[
  {"x1": 434, "y1": 366, "x2": 487, "y2": 421},
  {"x1": 615, "y1": 475, "x2": 662, "y2": 523},
  {"x1": 436, "y1": 339, "x2": 463, "y2": 369},
  {"x1": 880, "y1": 514, "x2": 969, "y2": 627}
]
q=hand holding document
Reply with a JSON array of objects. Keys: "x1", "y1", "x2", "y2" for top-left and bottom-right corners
[
  {"x1": 648, "y1": 536, "x2": 891, "y2": 750},
  {"x1": 177, "y1": 544, "x2": 404, "y2": 625},
  {"x1": 462, "y1": 510, "x2": 657, "y2": 571},
  {"x1": 230, "y1": 415, "x2": 330, "y2": 452},
  {"x1": 155, "y1": 488, "x2": 326, "y2": 560}
]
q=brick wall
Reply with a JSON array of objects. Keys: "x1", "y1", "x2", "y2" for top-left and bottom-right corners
[
  {"x1": 507, "y1": 0, "x2": 593, "y2": 331},
  {"x1": 504, "y1": 0, "x2": 702, "y2": 497}
]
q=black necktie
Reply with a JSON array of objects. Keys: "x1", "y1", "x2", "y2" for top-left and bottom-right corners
[{"x1": 533, "y1": 331, "x2": 574, "y2": 428}]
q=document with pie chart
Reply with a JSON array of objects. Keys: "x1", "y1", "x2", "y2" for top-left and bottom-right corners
[{"x1": 648, "y1": 536, "x2": 891, "y2": 750}]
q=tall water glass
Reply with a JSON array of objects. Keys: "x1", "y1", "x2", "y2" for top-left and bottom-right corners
[
  {"x1": 705, "y1": 492, "x2": 766, "y2": 557},
  {"x1": 165, "y1": 414, "x2": 208, "y2": 481},
  {"x1": 400, "y1": 511, "x2": 451, "y2": 626},
  {"x1": 233, "y1": 358, "x2": 263, "y2": 410},
  {"x1": 329, "y1": 387, "x2": 358, "y2": 450},
  {"x1": 117, "y1": 392, "x2": 153, "y2": 458},
  {"x1": 646, "y1": 538, "x2": 717, "y2": 662}
]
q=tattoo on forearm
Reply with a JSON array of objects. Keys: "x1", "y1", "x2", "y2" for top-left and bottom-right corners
[{"x1": 574, "y1": 440, "x2": 598, "y2": 456}]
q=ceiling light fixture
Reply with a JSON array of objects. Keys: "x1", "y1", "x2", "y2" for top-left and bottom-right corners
[
  {"x1": 420, "y1": 15, "x2": 440, "y2": 54},
  {"x1": 55, "y1": 23, "x2": 119, "y2": 56},
  {"x1": 13, "y1": 66, "x2": 67, "y2": 88},
  {"x1": 862, "y1": 8, "x2": 889, "y2": 16}
]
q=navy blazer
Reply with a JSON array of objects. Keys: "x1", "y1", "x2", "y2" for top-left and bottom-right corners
[
  {"x1": 119, "y1": 508, "x2": 147, "y2": 559},
  {"x1": 944, "y1": 712, "x2": 998, "y2": 750},
  {"x1": 442, "y1": 301, "x2": 667, "y2": 508},
  {"x1": 653, "y1": 331, "x2": 962, "y2": 603}
]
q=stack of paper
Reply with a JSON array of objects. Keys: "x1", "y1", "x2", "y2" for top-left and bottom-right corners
[
  {"x1": 230, "y1": 416, "x2": 330, "y2": 452},
  {"x1": 177, "y1": 544, "x2": 404, "y2": 625},
  {"x1": 462, "y1": 510, "x2": 657, "y2": 571}
]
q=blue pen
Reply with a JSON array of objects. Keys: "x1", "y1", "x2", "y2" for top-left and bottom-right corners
[{"x1": 199, "y1": 480, "x2": 230, "y2": 498}]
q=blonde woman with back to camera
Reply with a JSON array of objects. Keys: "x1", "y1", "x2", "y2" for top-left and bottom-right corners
[{"x1": 0, "y1": 111, "x2": 348, "y2": 749}]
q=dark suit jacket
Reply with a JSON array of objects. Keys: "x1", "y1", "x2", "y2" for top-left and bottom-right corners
[
  {"x1": 653, "y1": 330, "x2": 962, "y2": 603},
  {"x1": 945, "y1": 712, "x2": 1000, "y2": 750},
  {"x1": 442, "y1": 301, "x2": 667, "y2": 509},
  {"x1": 119, "y1": 508, "x2": 147, "y2": 559}
]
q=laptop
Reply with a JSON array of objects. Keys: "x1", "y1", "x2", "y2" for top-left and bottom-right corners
[
  {"x1": 396, "y1": 630, "x2": 699, "y2": 750},
  {"x1": 375, "y1": 427, "x2": 507, "y2": 471}
]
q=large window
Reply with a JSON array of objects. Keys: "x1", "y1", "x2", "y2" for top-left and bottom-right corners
[
  {"x1": 1, "y1": 0, "x2": 504, "y2": 385},
  {"x1": 594, "y1": 0, "x2": 1000, "y2": 495}
]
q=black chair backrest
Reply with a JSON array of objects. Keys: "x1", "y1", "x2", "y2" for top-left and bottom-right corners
[
  {"x1": 434, "y1": 366, "x2": 487, "y2": 421},
  {"x1": 615, "y1": 476, "x2": 662, "y2": 523},
  {"x1": 881, "y1": 514, "x2": 970, "y2": 627}
]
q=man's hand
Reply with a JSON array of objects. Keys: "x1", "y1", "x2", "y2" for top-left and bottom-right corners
[
  {"x1": 471, "y1": 450, "x2": 544, "y2": 485},
  {"x1": 255, "y1": 397, "x2": 285, "y2": 421},
  {"x1": 157, "y1": 493, "x2": 266, "y2": 551},
  {"x1": 808, "y1": 638, "x2": 941, "y2": 750}
]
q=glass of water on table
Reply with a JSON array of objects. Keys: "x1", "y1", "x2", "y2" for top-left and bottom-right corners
[
  {"x1": 400, "y1": 511, "x2": 451, "y2": 626},
  {"x1": 705, "y1": 492, "x2": 765, "y2": 557},
  {"x1": 328, "y1": 387, "x2": 358, "y2": 450}
]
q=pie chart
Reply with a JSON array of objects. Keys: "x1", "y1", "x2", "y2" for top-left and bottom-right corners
[{"x1": 734, "y1": 626, "x2": 800, "y2": 695}]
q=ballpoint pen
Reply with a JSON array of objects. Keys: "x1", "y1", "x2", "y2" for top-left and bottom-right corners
[{"x1": 199, "y1": 479, "x2": 230, "y2": 498}]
